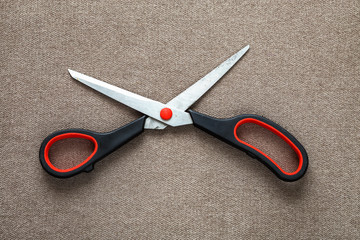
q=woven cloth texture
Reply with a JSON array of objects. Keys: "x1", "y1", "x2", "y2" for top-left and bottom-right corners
[{"x1": 1, "y1": 1, "x2": 359, "y2": 239}]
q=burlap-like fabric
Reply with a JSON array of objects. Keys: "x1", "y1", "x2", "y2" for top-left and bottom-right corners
[{"x1": 1, "y1": 1, "x2": 359, "y2": 239}]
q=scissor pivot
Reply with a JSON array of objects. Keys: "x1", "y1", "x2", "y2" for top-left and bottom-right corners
[{"x1": 160, "y1": 108, "x2": 173, "y2": 120}]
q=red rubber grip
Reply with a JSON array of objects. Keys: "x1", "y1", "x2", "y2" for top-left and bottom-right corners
[
  {"x1": 44, "y1": 133, "x2": 98, "y2": 173},
  {"x1": 234, "y1": 118, "x2": 303, "y2": 176}
]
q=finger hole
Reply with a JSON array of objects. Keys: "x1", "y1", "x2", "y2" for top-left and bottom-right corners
[
  {"x1": 48, "y1": 138, "x2": 95, "y2": 170},
  {"x1": 235, "y1": 122, "x2": 298, "y2": 173},
  {"x1": 43, "y1": 133, "x2": 98, "y2": 172}
]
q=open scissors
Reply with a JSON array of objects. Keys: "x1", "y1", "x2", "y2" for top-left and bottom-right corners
[{"x1": 39, "y1": 45, "x2": 308, "y2": 181}]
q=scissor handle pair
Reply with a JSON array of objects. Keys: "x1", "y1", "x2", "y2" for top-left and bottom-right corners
[
  {"x1": 188, "y1": 110, "x2": 308, "y2": 182},
  {"x1": 39, "y1": 116, "x2": 146, "y2": 178},
  {"x1": 40, "y1": 113, "x2": 307, "y2": 181}
]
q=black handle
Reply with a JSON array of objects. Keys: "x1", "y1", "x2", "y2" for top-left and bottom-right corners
[
  {"x1": 39, "y1": 116, "x2": 146, "y2": 178},
  {"x1": 188, "y1": 110, "x2": 308, "y2": 181}
]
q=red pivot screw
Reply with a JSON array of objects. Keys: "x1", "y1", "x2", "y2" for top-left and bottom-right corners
[{"x1": 160, "y1": 108, "x2": 172, "y2": 120}]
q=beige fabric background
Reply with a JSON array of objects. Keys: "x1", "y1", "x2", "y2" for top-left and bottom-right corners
[{"x1": 1, "y1": 0, "x2": 359, "y2": 239}]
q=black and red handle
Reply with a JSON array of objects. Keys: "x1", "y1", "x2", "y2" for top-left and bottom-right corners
[
  {"x1": 188, "y1": 110, "x2": 308, "y2": 181},
  {"x1": 39, "y1": 116, "x2": 146, "y2": 178}
]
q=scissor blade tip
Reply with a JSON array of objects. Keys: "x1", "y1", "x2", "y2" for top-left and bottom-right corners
[
  {"x1": 68, "y1": 69, "x2": 75, "y2": 76},
  {"x1": 236, "y1": 45, "x2": 250, "y2": 56},
  {"x1": 68, "y1": 69, "x2": 82, "y2": 80}
]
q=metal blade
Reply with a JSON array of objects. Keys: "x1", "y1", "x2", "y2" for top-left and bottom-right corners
[
  {"x1": 143, "y1": 118, "x2": 168, "y2": 129},
  {"x1": 144, "y1": 45, "x2": 249, "y2": 129},
  {"x1": 168, "y1": 45, "x2": 249, "y2": 110},
  {"x1": 68, "y1": 70, "x2": 193, "y2": 127}
]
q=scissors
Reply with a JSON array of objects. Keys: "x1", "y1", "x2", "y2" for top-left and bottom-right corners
[{"x1": 39, "y1": 45, "x2": 308, "y2": 181}]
